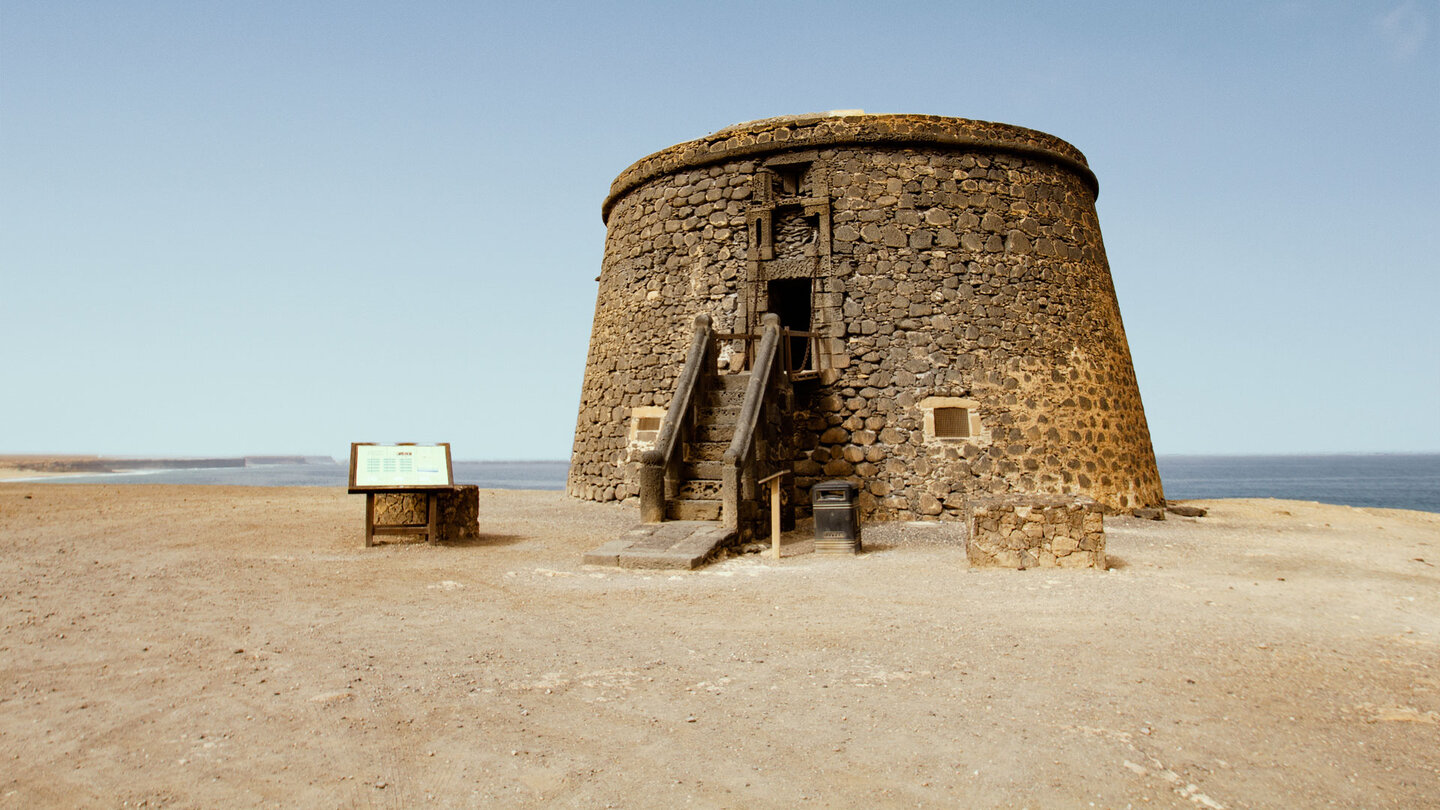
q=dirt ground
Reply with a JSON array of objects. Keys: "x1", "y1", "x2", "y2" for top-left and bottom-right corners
[{"x1": 0, "y1": 484, "x2": 1436, "y2": 809}]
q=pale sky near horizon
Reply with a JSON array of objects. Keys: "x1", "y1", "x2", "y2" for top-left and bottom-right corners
[{"x1": 3, "y1": 1, "x2": 1437, "y2": 460}]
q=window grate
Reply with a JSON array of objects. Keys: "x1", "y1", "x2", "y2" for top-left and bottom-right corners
[{"x1": 933, "y1": 407, "x2": 970, "y2": 438}]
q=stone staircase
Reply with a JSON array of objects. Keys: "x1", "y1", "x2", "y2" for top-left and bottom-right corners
[
  {"x1": 583, "y1": 371, "x2": 747, "y2": 569},
  {"x1": 663, "y1": 372, "x2": 747, "y2": 522}
]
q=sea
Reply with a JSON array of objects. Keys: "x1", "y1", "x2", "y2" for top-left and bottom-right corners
[
  {"x1": 24, "y1": 460, "x2": 571, "y2": 491},
  {"x1": 16, "y1": 454, "x2": 1440, "y2": 514},
  {"x1": 1155, "y1": 454, "x2": 1439, "y2": 514}
]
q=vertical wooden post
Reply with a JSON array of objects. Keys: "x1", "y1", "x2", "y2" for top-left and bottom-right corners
[
  {"x1": 758, "y1": 470, "x2": 788, "y2": 560},
  {"x1": 426, "y1": 491, "x2": 439, "y2": 544},
  {"x1": 770, "y1": 476, "x2": 782, "y2": 559},
  {"x1": 364, "y1": 493, "x2": 375, "y2": 548}
]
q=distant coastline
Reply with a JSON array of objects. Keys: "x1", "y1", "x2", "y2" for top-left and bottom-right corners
[
  {"x1": 3, "y1": 453, "x2": 1436, "y2": 514},
  {"x1": 0, "y1": 456, "x2": 569, "y2": 491},
  {"x1": 0, "y1": 455, "x2": 334, "y2": 476}
]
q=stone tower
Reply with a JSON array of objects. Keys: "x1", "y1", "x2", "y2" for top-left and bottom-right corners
[{"x1": 569, "y1": 112, "x2": 1163, "y2": 523}]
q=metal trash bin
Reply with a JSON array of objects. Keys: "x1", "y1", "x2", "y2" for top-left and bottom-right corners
[{"x1": 811, "y1": 480, "x2": 861, "y2": 554}]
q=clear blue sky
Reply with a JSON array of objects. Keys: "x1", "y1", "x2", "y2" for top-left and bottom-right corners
[{"x1": 2, "y1": 1, "x2": 1436, "y2": 459}]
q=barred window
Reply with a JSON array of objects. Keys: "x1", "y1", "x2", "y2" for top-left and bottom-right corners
[
  {"x1": 919, "y1": 397, "x2": 982, "y2": 443},
  {"x1": 933, "y1": 407, "x2": 971, "y2": 438}
]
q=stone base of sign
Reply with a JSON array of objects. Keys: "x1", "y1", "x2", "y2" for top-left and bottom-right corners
[
  {"x1": 372, "y1": 486, "x2": 479, "y2": 543},
  {"x1": 967, "y1": 496, "x2": 1105, "y2": 569}
]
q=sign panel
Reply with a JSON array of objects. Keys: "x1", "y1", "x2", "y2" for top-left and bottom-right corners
[{"x1": 349, "y1": 443, "x2": 453, "y2": 489}]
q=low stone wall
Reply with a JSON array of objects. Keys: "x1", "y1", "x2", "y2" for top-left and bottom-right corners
[
  {"x1": 373, "y1": 486, "x2": 480, "y2": 542},
  {"x1": 967, "y1": 497, "x2": 1104, "y2": 569}
]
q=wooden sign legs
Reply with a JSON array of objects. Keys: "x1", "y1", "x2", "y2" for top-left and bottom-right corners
[{"x1": 362, "y1": 490, "x2": 441, "y2": 547}]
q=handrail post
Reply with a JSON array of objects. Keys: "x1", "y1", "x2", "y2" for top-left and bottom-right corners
[
  {"x1": 640, "y1": 463, "x2": 665, "y2": 523},
  {"x1": 721, "y1": 462, "x2": 740, "y2": 529}
]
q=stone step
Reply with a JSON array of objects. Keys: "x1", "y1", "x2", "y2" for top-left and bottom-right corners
[
  {"x1": 705, "y1": 389, "x2": 746, "y2": 408},
  {"x1": 696, "y1": 404, "x2": 741, "y2": 423},
  {"x1": 682, "y1": 460, "x2": 722, "y2": 480},
  {"x1": 686, "y1": 441, "x2": 729, "y2": 461},
  {"x1": 692, "y1": 423, "x2": 734, "y2": 444},
  {"x1": 716, "y1": 373, "x2": 750, "y2": 392},
  {"x1": 666, "y1": 499, "x2": 721, "y2": 521},
  {"x1": 678, "y1": 479, "x2": 721, "y2": 500},
  {"x1": 582, "y1": 521, "x2": 736, "y2": 570}
]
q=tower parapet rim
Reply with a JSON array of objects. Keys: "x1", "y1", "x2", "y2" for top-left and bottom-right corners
[{"x1": 602, "y1": 112, "x2": 1098, "y2": 223}]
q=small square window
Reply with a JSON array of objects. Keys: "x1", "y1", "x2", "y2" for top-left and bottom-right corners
[
  {"x1": 919, "y1": 397, "x2": 981, "y2": 444},
  {"x1": 933, "y1": 407, "x2": 970, "y2": 438},
  {"x1": 629, "y1": 408, "x2": 668, "y2": 452},
  {"x1": 635, "y1": 417, "x2": 662, "y2": 443}
]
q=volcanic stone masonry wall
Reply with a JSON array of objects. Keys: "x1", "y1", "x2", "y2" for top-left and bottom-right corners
[
  {"x1": 967, "y1": 497, "x2": 1106, "y2": 569},
  {"x1": 372, "y1": 487, "x2": 480, "y2": 543},
  {"x1": 569, "y1": 113, "x2": 1164, "y2": 519}
]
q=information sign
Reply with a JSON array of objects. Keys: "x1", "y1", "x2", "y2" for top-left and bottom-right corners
[{"x1": 349, "y1": 443, "x2": 453, "y2": 490}]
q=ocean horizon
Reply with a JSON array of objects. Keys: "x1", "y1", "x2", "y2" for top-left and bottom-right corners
[
  {"x1": 1154, "y1": 453, "x2": 1439, "y2": 514},
  {"x1": 10, "y1": 453, "x2": 1438, "y2": 514}
]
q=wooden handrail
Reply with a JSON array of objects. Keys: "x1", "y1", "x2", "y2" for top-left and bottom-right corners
[
  {"x1": 718, "y1": 328, "x2": 825, "y2": 379},
  {"x1": 721, "y1": 314, "x2": 783, "y2": 529},
  {"x1": 641, "y1": 314, "x2": 809, "y2": 529},
  {"x1": 639, "y1": 313, "x2": 713, "y2": 523}
]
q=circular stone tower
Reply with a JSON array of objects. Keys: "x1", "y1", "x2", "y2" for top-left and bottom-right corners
[{"x1": 569, "y1": 112, "x2": 1164, "y2": 518}]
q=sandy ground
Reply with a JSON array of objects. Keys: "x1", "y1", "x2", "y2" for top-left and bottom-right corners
[{"x1": 0, "y1": 484, "x2": 1436, "y2": 809}]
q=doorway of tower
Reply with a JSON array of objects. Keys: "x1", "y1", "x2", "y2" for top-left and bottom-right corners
[{"x1": 766, "y1": 278, "x2": 812, "y2": 373}]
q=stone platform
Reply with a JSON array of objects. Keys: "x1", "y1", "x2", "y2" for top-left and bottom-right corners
[
  {"x1": 967, "y1": 496, "x2": 1105, "y2": 569},
  {"x1": 583, "y1": 521, "x2": 736, "y2": 570}
]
